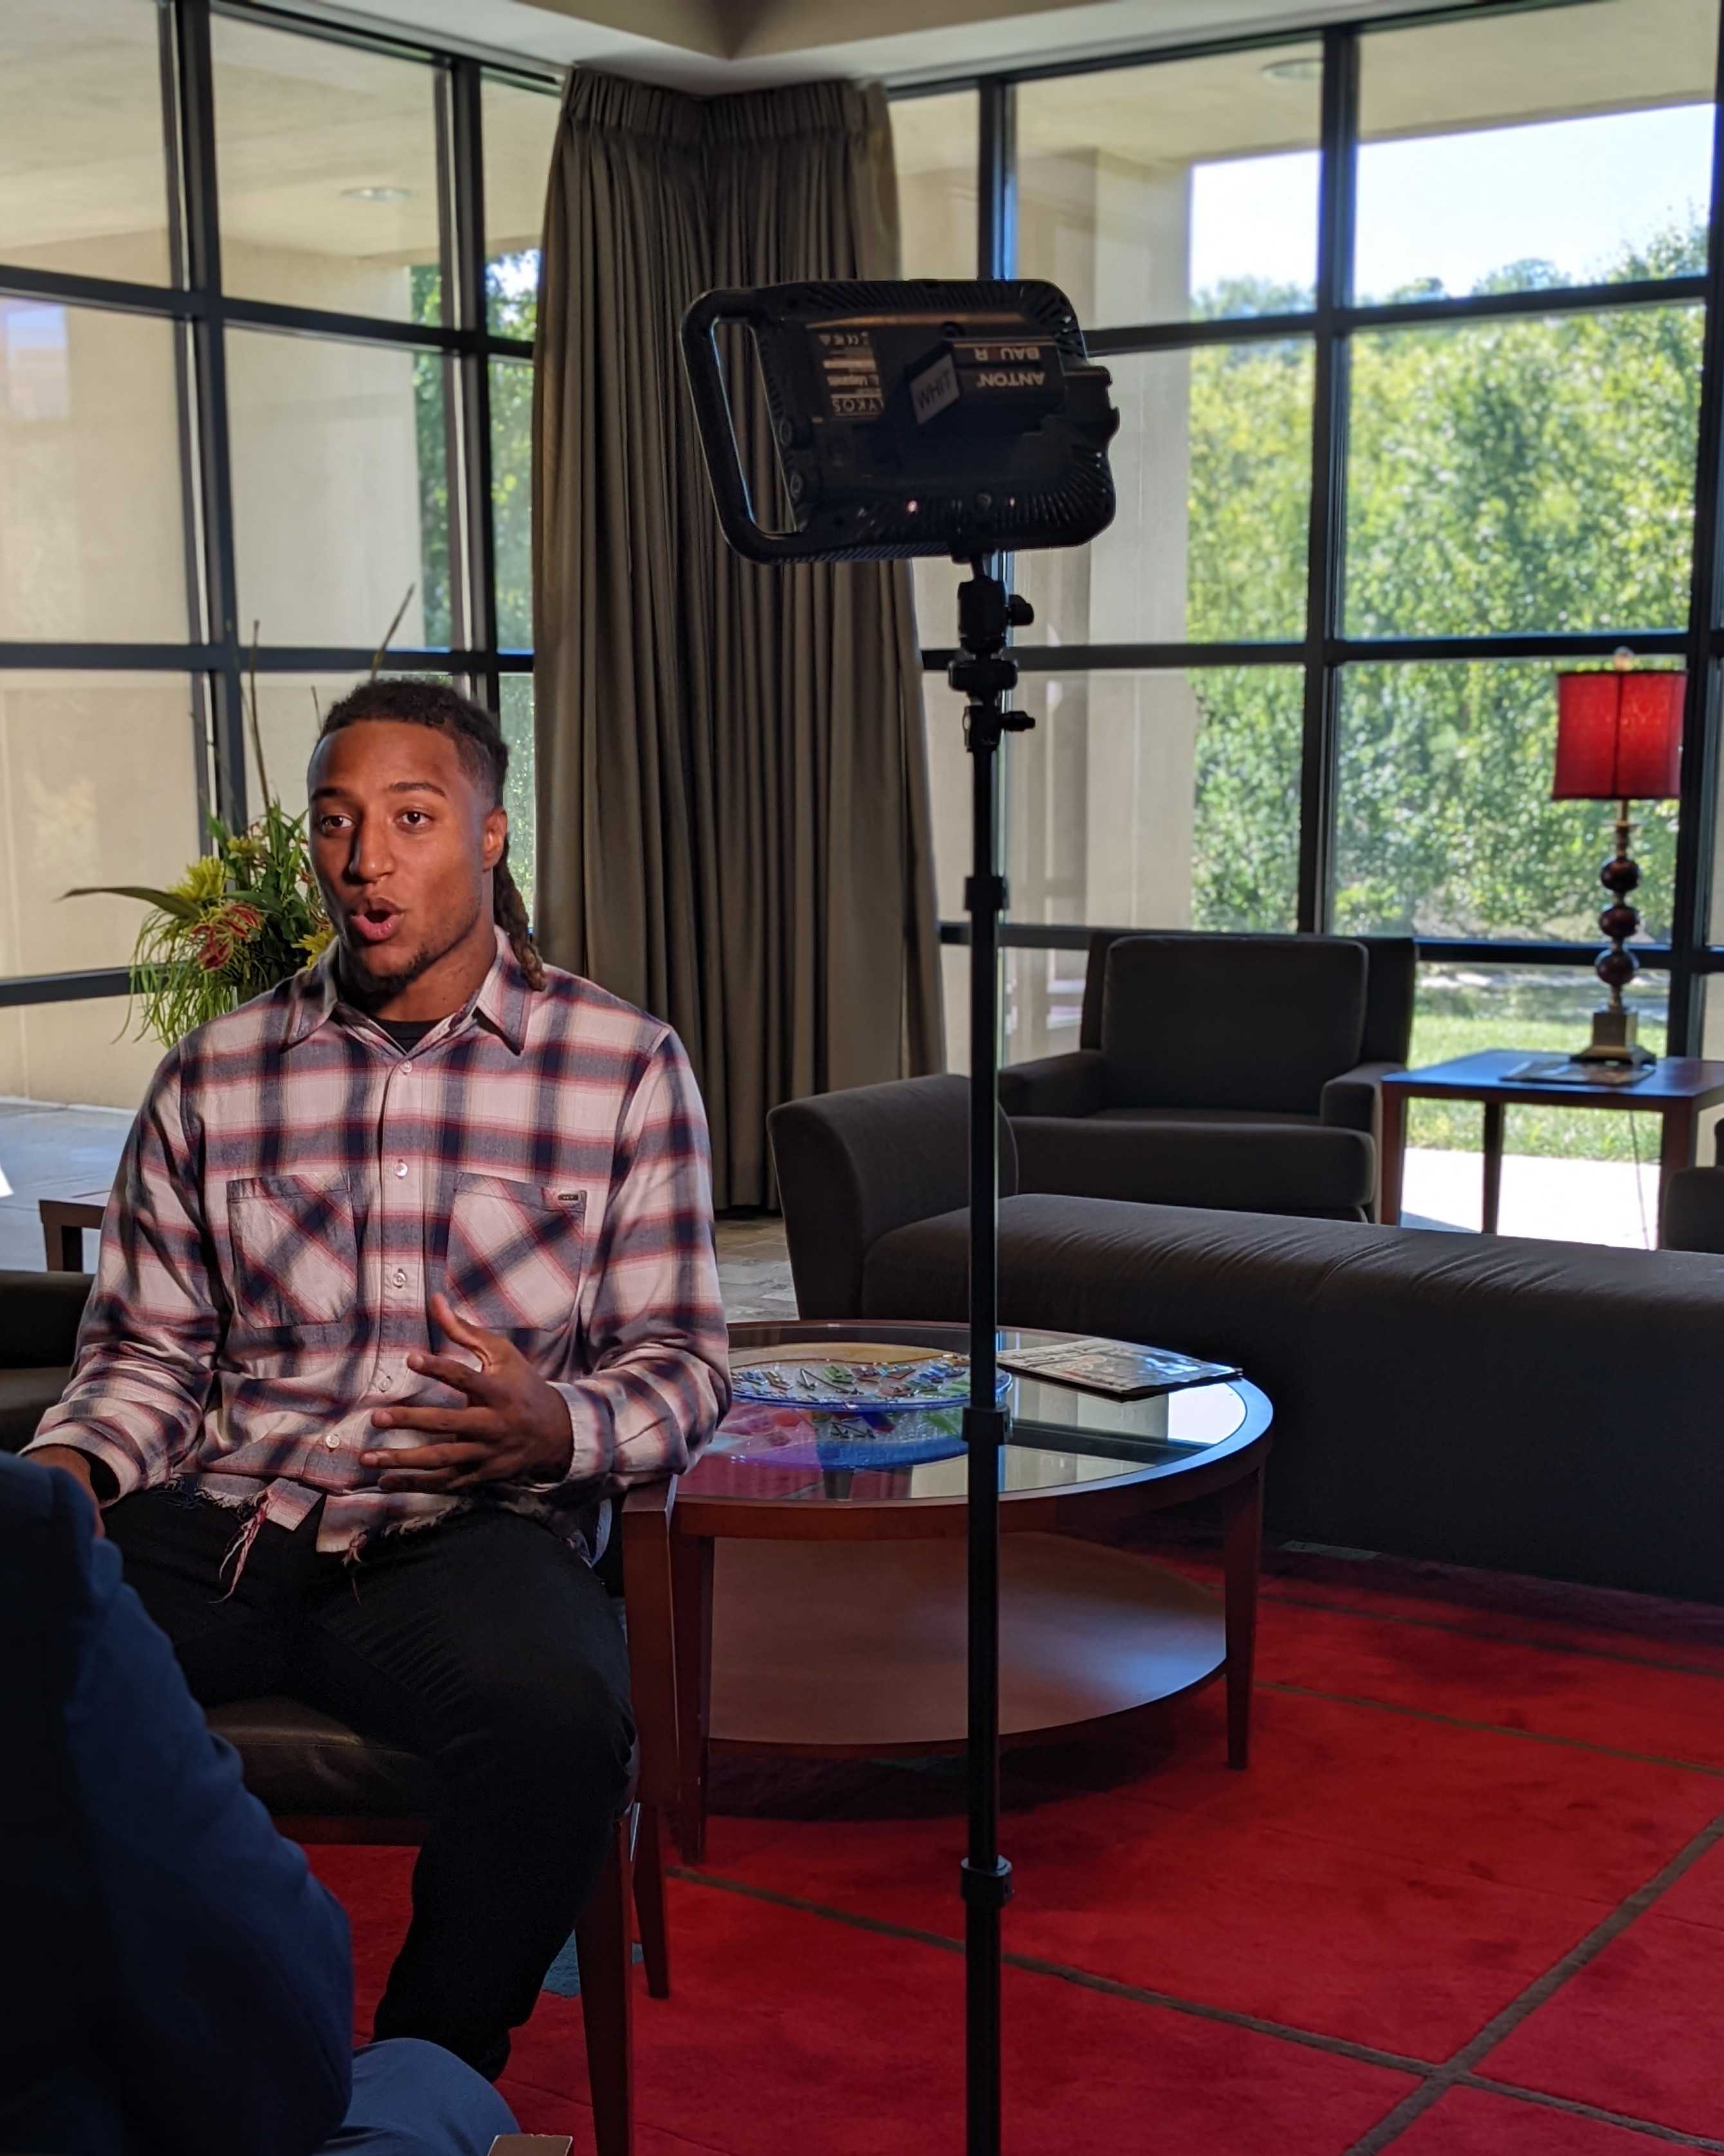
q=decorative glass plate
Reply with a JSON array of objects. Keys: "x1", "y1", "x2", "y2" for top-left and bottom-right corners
[
  {"x1": 730, "y1": 1351, "x2": 1006, "y2": 1410},
  {"x1": 715, "y1": 1402, "x2": 968, "y2": 1471}
]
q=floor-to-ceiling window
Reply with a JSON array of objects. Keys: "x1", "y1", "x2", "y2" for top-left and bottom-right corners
[
  {"x1": 0, "y1": 0, "x2": 557, "y2": 1109},
  {"x1": 895, "y1": 0, "x2": 1724, "y2": 1233}
]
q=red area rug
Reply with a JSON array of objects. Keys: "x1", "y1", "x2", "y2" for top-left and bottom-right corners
[{"x1": 307, "y1": 1542, "x2": 1724, "y2": 2154}]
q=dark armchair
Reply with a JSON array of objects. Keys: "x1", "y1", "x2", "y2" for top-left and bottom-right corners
[
  {"x1": 0, "y1": 1267, "x2": 89, "y2": 1453},
  {"x1": 1663, "y1": 1124, "x2": 1724, "y2": 1252},
  {"x1": 998, "y1": 931, "x2": 1416, "y2": 1222}
]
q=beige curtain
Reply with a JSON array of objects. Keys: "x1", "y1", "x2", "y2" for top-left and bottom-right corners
[{"x1": 533, "y1": 72, "x2": 944, "y2": 1210}]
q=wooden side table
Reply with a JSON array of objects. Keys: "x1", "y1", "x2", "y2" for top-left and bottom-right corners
[
  {"x1": 1379, "y1": 1051, "x2": 1724, "y2": 1242},
  {"x1": 39, "y1": 1193, "x2": 108, "y2": 1270}
]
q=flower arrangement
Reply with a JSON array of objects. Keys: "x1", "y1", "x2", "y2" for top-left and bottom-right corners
[
  {"x1": 66, "y1": 804, "x2": 334, "y2": 1047},
  {"x1": 63, "y1": 597, "x2": 414, "y2": 1048}
]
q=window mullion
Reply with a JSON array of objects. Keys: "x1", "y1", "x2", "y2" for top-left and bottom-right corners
[
  {"x1": 176, "y1": 0, "x2": 247, "y2": 832},
  {"x1": 1295, "y1": 23, "x2": 1359, "y2": 936}
]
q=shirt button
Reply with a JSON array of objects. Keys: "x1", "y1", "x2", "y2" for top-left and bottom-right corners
[
  {"x1": 324, "y1": 1432, "x2": 340, "y2": 1450},
  {"x1": 394, "y1": 1160, "x2": 408, "y2": 1178},
  {"x1": 392, "y1": 1268, "x2": 407, "y2": 1288},
  {"x1": 399, "y1": 1060, "x2": 412, "y2": 1074},
  {"x1": 378, "y1": 1374, "x2": 393, "y2": 1391}
]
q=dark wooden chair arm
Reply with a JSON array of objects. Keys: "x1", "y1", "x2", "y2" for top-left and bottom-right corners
[{"x1": 489, "y1": 2137, "x2": 575, "y2": 2153}]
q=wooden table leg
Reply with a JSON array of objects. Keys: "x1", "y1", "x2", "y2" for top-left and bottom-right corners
[
  {"x1": 1658, "y1": 1101, "x2": 1698, "y2": 1248},
  {"x1": 1481, "y1": 1099, "x2": 1505, "y2": 1235},
  {"x1": 1379, "y1": 1089, "x2": 1406, "y2": 1226},
  {"x1": 671, "y1": 1533, "x2": 715, "y2": 1863},
  {"x1": 1222, "y1": 1464, "x2": 1264, "y2": 1770},
  {"x1": 41, "y1": 1212, "x2": 77, "y2": 1269},
  {"x1": 618, "y1": 1480, "x2": 678, "y2": 1996}
]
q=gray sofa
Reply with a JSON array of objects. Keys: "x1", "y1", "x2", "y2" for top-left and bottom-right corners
[
  {"x1": 769, "y1": 1073, "x2": 1724, "y2": 1603},
  {"x1": 998, "y1": 930, "x2": 1415, "y2": 1222}
]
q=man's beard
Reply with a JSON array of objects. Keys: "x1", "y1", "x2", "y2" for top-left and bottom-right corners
[{"x1": 337, "y1": 894, "x2": 484, "y2": 1012}]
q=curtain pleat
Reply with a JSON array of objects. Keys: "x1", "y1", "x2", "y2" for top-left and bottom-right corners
[{"x1": 532, "y1": 71, "x2": 944, "y2": 1209}]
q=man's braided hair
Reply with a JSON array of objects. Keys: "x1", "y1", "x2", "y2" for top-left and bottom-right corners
[{"x1": 316, "y1": 677, "x2": 546, "y2": 990}]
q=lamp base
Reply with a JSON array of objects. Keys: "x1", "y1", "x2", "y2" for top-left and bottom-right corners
[{"x1": 1573, "y1": 1005, "x2": 1655, "y2": 1067}]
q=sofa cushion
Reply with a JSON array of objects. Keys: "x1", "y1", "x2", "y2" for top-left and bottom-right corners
[
  {"x1": 1285, "y1": 1228, "x2": 1724, "y2": 1594},
  {"x1": 1085, "y1": 1106, "x2": 1319, "y2": 1128},
  {"x1": 1011, "y1": 1116, "x2": 1373, "y2": 1215},
  {"x1": 862, "y1": 1193, "x2": 1368, "y2": 1408},
  {"x1": 1101, "y1": 935, "x2": 1368, "y2": 1115},
  {"x1": 862, "y1": 1190, "x2": 1724, "y2": 1601},
  {"x1": 0, "y1": 1368, "x2": 64, "y2": 1455}
]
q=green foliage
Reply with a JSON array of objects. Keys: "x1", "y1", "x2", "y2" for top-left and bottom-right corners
[
  {"x1": 408, "y1": 254, "x2": 538, "y2": 654},
  {"x1": 1175, "y1": 238, "x2": 1701, "y2": 952},
  {"x1": 1407, "y1": 970, "x2": 1667, "y2": 1163},
  {"x1": 489, "y1": 253, "x2": 538, "y2": 650},
  {"x1": 410, "y1": 264, "x2": 452, "y2": 648},
  {"x1": 498, "y1": 677, "x2": 538, "y2": 923},
  {"x1": 67, "y1": 802, "x2": 332, "y2": 1049},
  {"x1": 1164, "y1": 232, "x2": 1705, "y2": 1158},
  {"x1": 1188, "y1": 667, "x2": 1303, "y2": 932}
]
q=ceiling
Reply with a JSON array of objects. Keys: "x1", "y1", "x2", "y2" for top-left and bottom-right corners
[{"x1": 302, "y1": 0, "x2": 1467, "y2": 89}]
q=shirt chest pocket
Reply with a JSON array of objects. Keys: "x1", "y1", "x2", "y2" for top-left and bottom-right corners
[
  {"x1": 226, "y1": 1174, "x2": 358, "y2": 1331},
  {"x1": 444, "y1": 1173, "x2": 587, "y2": 1334}
]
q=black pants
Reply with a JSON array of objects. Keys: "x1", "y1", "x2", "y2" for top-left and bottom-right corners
[{"x1": 106, "y1": 1490, "x2": 634, "y2": 2079}]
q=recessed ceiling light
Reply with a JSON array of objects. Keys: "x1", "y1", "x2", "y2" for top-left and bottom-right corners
[
  {"x1": 1261, "y1": 55, "x2": 1321, "y2": 82},
  {"x1": 341, "y1": 185, "x2": 412, "y2": 203}
]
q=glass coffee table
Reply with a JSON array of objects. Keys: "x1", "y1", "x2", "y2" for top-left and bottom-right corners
[{"x1": 656, "y1": 1320, "x2": 1272, "y2": 1860}]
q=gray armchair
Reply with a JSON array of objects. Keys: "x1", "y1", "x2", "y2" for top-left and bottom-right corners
[{"x1": 998, "y1": 932, "x2": 1416, "y2": 1222}]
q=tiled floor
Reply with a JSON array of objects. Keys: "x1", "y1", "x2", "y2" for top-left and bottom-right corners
[
  {"x1": 0, "y1": 1092, "x2": 800, "y2": 1314},
  {"x1": 0, "y1": 1091, "x2": 1668, "y2": 1284},
  {"x1": 709, "y1": 1212, "x2": 799, "y2": 1321},
  {"x1": 0, "y1": 1099, "x2": 131, "y2": 1272}
]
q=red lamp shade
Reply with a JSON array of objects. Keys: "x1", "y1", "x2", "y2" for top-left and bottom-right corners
[{"x1": 1553, "y1": 668, "x2": 1685, "y2": 801}]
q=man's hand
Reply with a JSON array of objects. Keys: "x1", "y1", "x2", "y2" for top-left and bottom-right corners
[
  {"x1": 29, "y1": 1445, "x2": 107, "y2": 1536},
  {"x1": 360, "y1": 1293, "x2": 575, "y2": 1493}
]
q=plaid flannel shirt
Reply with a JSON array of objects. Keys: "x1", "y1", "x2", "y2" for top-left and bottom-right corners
[{"x1": 27, "y1": 929, "x2": 730, "y2": 1567}]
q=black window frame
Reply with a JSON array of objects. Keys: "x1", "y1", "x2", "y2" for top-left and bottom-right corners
[
  {"x1": 0, "y1": 0, "x2": 557, "y2": 1013},
  {"x1": 897, "y1": 0, "x2": 1724, "y2": 1056}
]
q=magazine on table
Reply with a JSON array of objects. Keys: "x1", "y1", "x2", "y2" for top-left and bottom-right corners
[
  {"x1": 998, "y1": 1336, "x2": 1241, "y2": 1401},
  {"x1": 1506, "y1": 1055, "x2": 1651, "y2": 1089}
]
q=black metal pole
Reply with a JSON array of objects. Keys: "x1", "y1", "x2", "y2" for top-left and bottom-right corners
[{"x1": 951, "y1": 559, "x2": 1031, "y2": 2156}]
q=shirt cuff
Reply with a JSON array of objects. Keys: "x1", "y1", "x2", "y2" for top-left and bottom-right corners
[
  {"x1": 535, "y1": 1382, "x2": 607, "y2": 1491},
  {"x1": 19, "y1": 1428, "x2": 140, "y2": 1504}
]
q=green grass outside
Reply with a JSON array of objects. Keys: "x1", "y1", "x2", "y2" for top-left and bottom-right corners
[{"x1": 1406, "y1": 968, "x2": 1669, "y2": 1165}]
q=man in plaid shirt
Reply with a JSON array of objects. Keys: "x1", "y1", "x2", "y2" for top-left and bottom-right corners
[{"x1": 27, "y1": 677, "x2": 731, "y2": 2079}]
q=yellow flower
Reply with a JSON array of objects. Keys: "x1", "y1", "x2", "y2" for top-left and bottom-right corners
[
  {"x1": 172, "y1": 854, "x2": 228, "y2": 906},
  {"x1": 298, "y1": 922, "x2": 335, "y2": 965}
]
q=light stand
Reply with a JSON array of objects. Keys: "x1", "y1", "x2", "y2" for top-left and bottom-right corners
[
  {"x1": 675, "y1": 274, "x2": 1117, "y2": 2156},
  {"x1": 949, "y1": 558, "x2": 1034, "y2": 2156}
]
